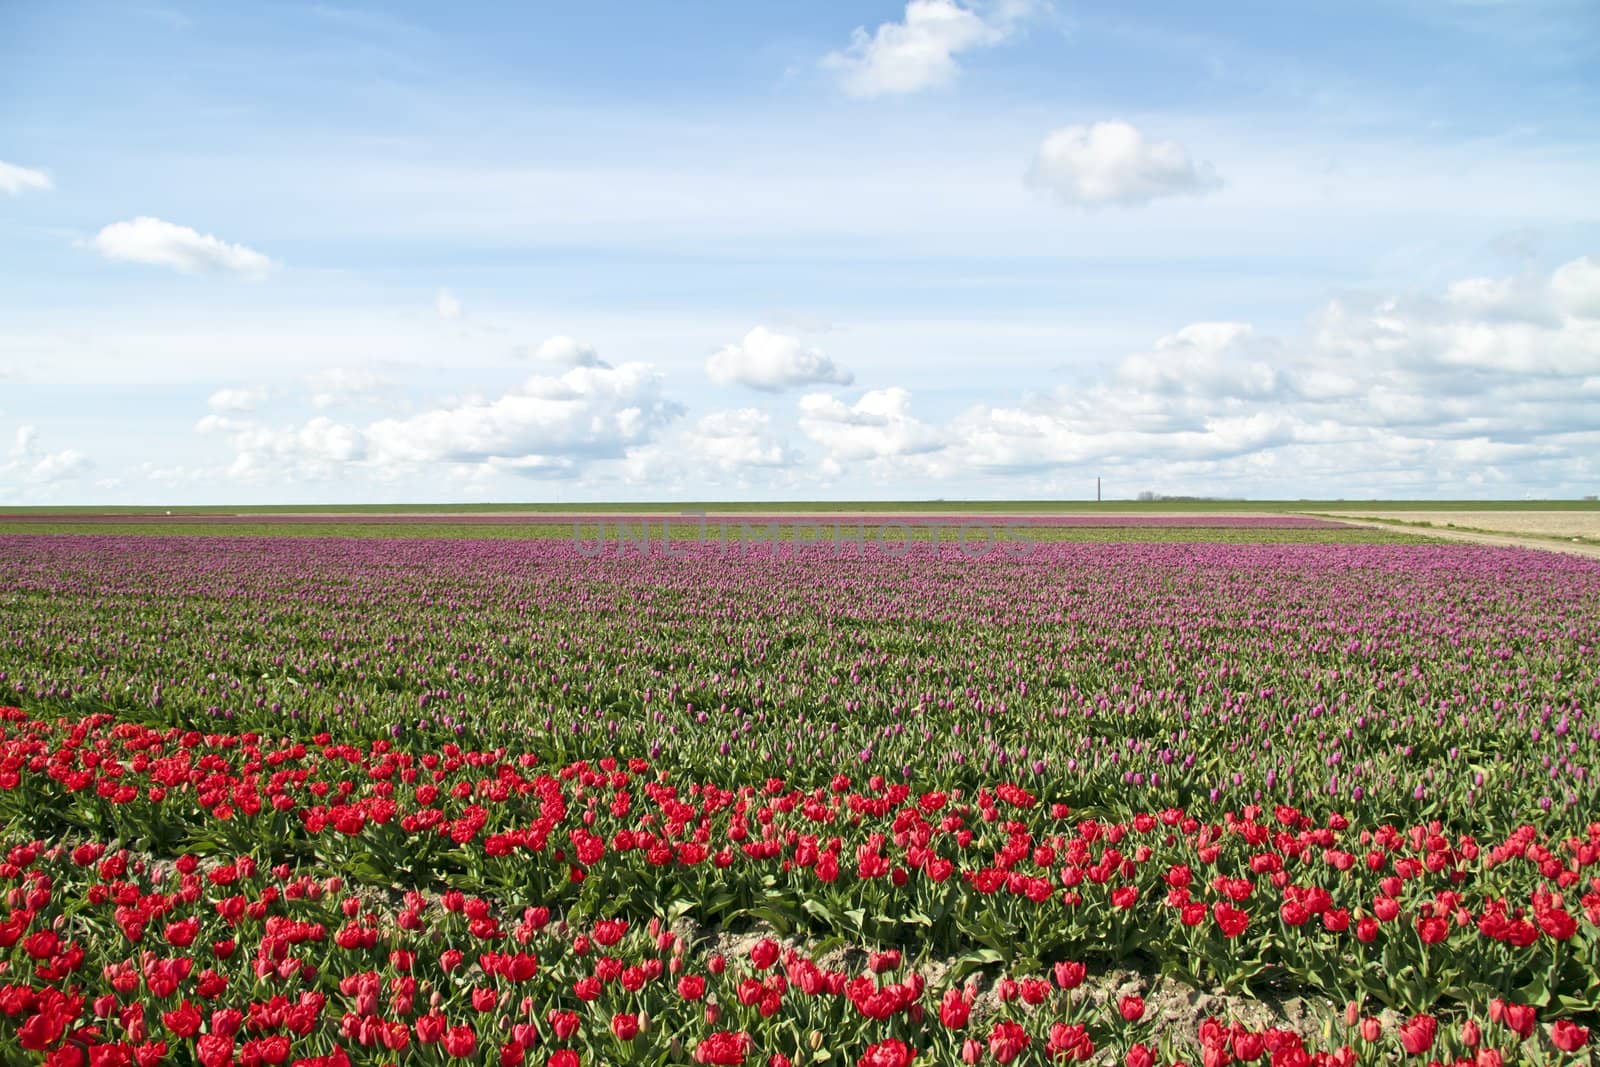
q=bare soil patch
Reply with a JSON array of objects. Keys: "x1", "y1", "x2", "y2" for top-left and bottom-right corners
[{"x1": 1318, "y1": 510, "x2": 1600, "y2": 559}]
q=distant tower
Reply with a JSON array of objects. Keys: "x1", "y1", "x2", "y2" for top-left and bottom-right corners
[{"x1": 1096, "y1": 476, "x2": 1101, "y2": 502}]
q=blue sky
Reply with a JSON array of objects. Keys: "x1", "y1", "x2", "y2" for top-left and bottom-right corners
[{"x1": 2, "y1": 0, "x2": 1598, "y2": 502}]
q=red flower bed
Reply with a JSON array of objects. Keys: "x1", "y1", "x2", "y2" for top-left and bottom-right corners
[{"x1": 1, "y1": 706, "x2": 1596, "y2": 1064}]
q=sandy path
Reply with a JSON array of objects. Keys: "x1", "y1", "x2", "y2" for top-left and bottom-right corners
[
  {"x1": 1321, "y1": 510, "x2": 1599, "y2": 539},
  {"x1": 1312, "y1": 514, "x2": 1600, "y2": 560}
]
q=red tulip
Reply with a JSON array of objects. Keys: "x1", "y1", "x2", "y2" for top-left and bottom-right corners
[
  {"x1": 1398, "y1": 1014, "x2": 1437, "y2": 1055},
  {"x1": 1551, "y1": 1019, "x2": 1589, "y2": 1052},
  {"x1": 196, "y1": 1033, "x2": 234, "y2": 1067},
  {"x1": 1047, "y1": 1022, "x2": 1094, "y2": 1062},
  {"x1": 751, "y1": 939, "x2": 780, "y2": 970},
  {"x1": 858, "y1": 1040, "x2": 915, "y2": 1067},
  {"x1": 988, "y1": 1019, "x2": 1030, "y2": 1065},
  {"x1": 694, "y1": 1031, "x2": 754, "y2": 1066},
  {"x1": 1501, "y1": 1002, "x2": 1537, "y2": 1039},
  {"x1": 1214, "y1": 902, "x2": 1249, "y2": 938},
  {"x1": 939, "y1": 987, "x2": 972, "y2": 1028},
  {"x1": 1053, "y1": 960, "x2": 1086, "y2": 989},
  {"x1": 444, "y1": 1024, "x2": 477, "y2": 1059},
  {"x1": 1416, "y1": 915, "x2": 1448, "y2": 944}
]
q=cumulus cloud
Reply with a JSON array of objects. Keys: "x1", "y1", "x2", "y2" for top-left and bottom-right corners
[
  {"x1": 435, "y1": 289, "x2": 463, "y2": 319},
  {"x1": 1028, "y1": 121, "x2": 1221, "y2": 208},
  {"x1": 92, "y1": 217, "x2": 275, "y2": 278},
  {"x1": 1115, "y1": 323, "x2": 1280, "y2": 401},
  {"x1": 1552, "y1": 256, "x2": 1600, "y2": 319},
  {"x1": 1, "y1": 425, "x2": 91, "y2": 488},
  {"x1": 366, "y1": 362, "x2": 678, "y2": 467},
  {"x1": 0, "y1": 161, "x2": 52, "y2": 196},
  {"x1": 624, "y1": 409, "x2": 799, "y2": 485},
  {"x1": 207, "y1": 387, "x2": 267, "y2": 413},
  {"x1": 518, "y1": 336, "x2": 609, "y2": 369},
  {"x1": 823, "y1": 0, "x2": 1039, "y2": 97},
  {"x1": 21, "y1": 450, "x2": 91, "y2": 484},
  {"x1": 748, "y1": 255, "x2": 1600, "y2": 498},
  {"x1": 165, "y1": 255, "x2": 1600, "y2": 497},
  {"x1": 194, "y1": 414, "x2": 247, "y2": 435},
  {"x1": 9, "y1": 426, "x2": 38, "y2": 459},
  {"x1": 306, "y1": 368, "x2": 392, "y2": 410},
  {"x1": 202, "y1": 348, "x2": 682, "y2": 484},
  {"x1": 706, "y1": 327, "x2": 853, "y2": 391},
  {"x1": 223, "y1": 418, "x2": 367, "y2": 482},
  {"x1": 798, "y1": 388, "x2": 944, "y2": 463},
  {"x1": 935, "y1": 255, "x2": 1600, "y2": 488}
]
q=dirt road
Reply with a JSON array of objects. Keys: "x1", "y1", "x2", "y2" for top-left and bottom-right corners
[{"x1": 1316, "y1": 512, "x2": 1600, "y2": 560}]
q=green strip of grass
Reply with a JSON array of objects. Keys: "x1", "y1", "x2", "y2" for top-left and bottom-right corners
[{"x1": 0, "y1": 521, "x2": 1436, "y2": 544}]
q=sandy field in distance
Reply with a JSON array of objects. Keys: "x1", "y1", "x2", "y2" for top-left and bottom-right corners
[{"x1": 1322, "y1": 510, "x2": 1599, "y2": 540}]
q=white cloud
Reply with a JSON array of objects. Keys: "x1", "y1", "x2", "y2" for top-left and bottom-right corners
[
  {"x1": 518, "y1": 335, "x2": 609, "y2": 369},
  {"x1": 25, "y1": 449, "x2": 92, "y2": 483},
  {"x1": 9, "y1": 426, "x2": 38, "y2": 459},
  {"x1": 1028, "y1": 121, "x2": 1221, "y2": 208},
  {"x1": 798, "y1": 388, "x2": 944, "y2": 464},
  {"x1": 822, "y1": 0, "x2": 1039, "y2": 97},
  {"x1": 435, "y1": 289, "x2": 463, "y2": 319},
  {"x1": 0, "y1": 161, "x2": 52, "y2": 196},
  {"x1": 137, "y1": 461, "x2": 223, "y2": 488},
  {"x1": 931, "y1": 255, "x2": 1600, "y2": 486},
  {"x1": 306, "y1": 367, "x2": 392, "y2": 409},
  {"x1": 92, "y1": 217, "x2": 275, "y2": 278},
  {"x1": 706, "y1": 326, "x2": 853, "y2": 391},
  {"x1": 710, "y1": 255, "x2": 1600, "y2": 498},
  {"x1": 207, "y1": 386, "x2": 267, "y2": 413},
  {"x1": 1115, "y1": 323, "x2": 1280, "y2": 400},
  {"x1": 202, "y1": 348, "x2": 682, "y2": 484},
  {"x1": 1, "y1": 425, "x2": 91, "y2": 488},
  {"x1": 1552, "y1": 256, "x2": 1600, "y2": 319},
  {"x1": 32, "y1": 251, "x2": 1600, "y2": 500},
  {"x1": 225, "y1": 417, "x2": 368, "y2": 482},
  {"x1": 689, "y1": 409, "x2": 795, "y2": 467},
  {"x1": 194, "y1": 414, "x2": 247, "y2": 435},
  {"x1": 367, "y1": 363, "x2": 677, "y2": 467},
  {"x1": 624, "y1": 408, "x2": 799, "y2": 485}
]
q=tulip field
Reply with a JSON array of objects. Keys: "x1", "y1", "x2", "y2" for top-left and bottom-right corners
[{"x1": 0, "y1": 519, "x2": 1597, "y2": 1066}]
